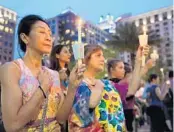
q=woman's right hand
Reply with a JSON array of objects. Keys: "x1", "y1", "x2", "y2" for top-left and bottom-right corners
[
  {"x1": 38, "y1": 69, "x2": 53, "y2": 94},
  {"x1": 59, "y1": 68, "x2": 68, "y2": 81}
]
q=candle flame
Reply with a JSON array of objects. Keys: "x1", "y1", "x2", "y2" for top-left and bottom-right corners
[
  {"x1": 78, "y1": 18, "x2": 82, "y2": 27},
  {"x1": 160, "y1": 68, "x2": 164, "y2": 72}
]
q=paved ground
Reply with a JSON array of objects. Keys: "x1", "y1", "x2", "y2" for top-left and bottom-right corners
[{"x1": 137, "y1": 124, "x2": 150, "y2": 132}]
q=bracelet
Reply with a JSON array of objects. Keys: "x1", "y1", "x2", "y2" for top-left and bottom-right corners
[{"x1": 38, "y1": 85, "x2": 47, "y2": 98}]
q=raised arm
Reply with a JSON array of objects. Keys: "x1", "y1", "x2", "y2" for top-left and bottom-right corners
[
  {"x1": 127, "y1": 45, "x2": 150, "y2": 96},
  {"x1": 56, "y1": 63, "x2": 86, "y2": 123}
]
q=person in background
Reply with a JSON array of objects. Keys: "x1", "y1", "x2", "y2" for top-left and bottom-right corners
[
  {"x1": 163, "y1": 70, "x2": 173, "y2": 131},
  {"x1": 50, "y1": 45, "x2": 71, "y2": 95},
  {"x1": 49, "y1": 45, "x2": 72, "y2": 132},
  {"x1": 107, "y1": 52, "x2": 155, "y2": 132},
  {"x1": 0, "y1": 15, "x2": 85, "y2": 132},
  {"x1": 69, "y1": 44, "x2": 126, "y2": 132},
  {"x1": 146, "y1": 74, "x2": 170, "y2": 132}
]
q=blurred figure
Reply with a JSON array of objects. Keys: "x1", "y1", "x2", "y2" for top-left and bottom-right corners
[
  {"x1": 163, "y1": 70, "x2": 173, "y2": 131},
  {"x1": 50, "y1": 45, "x2": 71, "y2": 95},
  {"x1": 146, "y1": 74, "x2": 170, "y2": 132}
]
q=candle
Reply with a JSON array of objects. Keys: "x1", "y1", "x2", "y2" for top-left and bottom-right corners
[
  {"x1": 160, "y1": 68, "x2": 164, "y2": 79},
  {"x1": 150, "y1": 50, "x2": 159, "y2": 60},
  {"x1": 77, "y1": 18, "x2": 82, "y2": 66},
  {"x1": 143, "y1": 26, "x2": 147, "y2": 35},
  {"x1": 78, "y1": 18, "x2": 82, "y2": 44},
  {"x1": 138, "y1": 25, "x2": 148, "y2": 66}
]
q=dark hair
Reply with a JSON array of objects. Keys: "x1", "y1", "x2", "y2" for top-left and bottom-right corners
[
  {"x1": 169, "y1": 70, "x2": 173, "y2": 78},
  {"x1": 107, "y1": 59, "x2": 122, "y2": 75},
  {"x1": 17, "y1": 15, "x2": 48, "y2": 52},
  {"x1": 50, "y1": 45, "x2": 70, "y2": 76},
  {"x1": 84, "y1": 44, "x2": 103, "y2": 64},
  {"x1": 124, "y1": 62, "x2": 132, "y2": 76},
  {"x1": 148, "y1": 74, "x2": 158, "y2": 83}
]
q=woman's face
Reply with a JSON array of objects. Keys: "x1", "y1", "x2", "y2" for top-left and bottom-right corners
[
  {"x1": 56, "y1": 46, "x2": 71, "y2": 63},
  {"x1": 26, "y1": 21, "x2": 53, "y2": 54},
  {"x1": 112, "y1": 61, "x2": 125, "y2": 79},
  {"x1": 87, "y1": 50, "x2": 105, "y2": 72}
]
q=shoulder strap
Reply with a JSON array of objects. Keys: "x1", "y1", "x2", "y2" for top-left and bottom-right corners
[{"x1": 39, "y1": 97, "x2": 49, "y2": 132}]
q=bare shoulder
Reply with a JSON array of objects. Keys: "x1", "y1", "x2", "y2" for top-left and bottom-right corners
[{"x1": 0, "y1": 61, "x2": 20, "y2": 82}]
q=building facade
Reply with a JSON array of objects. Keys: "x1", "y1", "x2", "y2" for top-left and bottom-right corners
[
  {"x1": 120, "y1": 6, "x2": 173, "y2": 70},
  {"x1": 47, "y1": 9, "x2": 112, "y2": 46},
  {"x1": 98, "y1": 13, "x2": 132, "y2": 65},
  {"x1": 0, "y1": 6, "x2": 17, "y2": 65}
]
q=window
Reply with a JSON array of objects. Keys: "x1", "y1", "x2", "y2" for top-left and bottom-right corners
[
  {"x1": 166, "y1": 43, "x2": 170, "y2": 47},
  {"x1": 139, "y1": 19, "x2": 143, "y2": 25},
  {"x1": 0, "y1": 55, "x2": 1, "y2": 60},
  {"x1": 3, "y1": 56, "x2": 6, "y2": 60},
  {"x1": 163, "y1": 12, "x2": 167, "y2": 20},
  {"x1": 164, "y1": 27, "x2": 168, "y2": 31},
  {"x1": 147, "y1": 17, "x2": 151, "y2": 24},
  {"x1": 155, "y1": 24, "x2": 159, "y2": 27},
  {"x1": 171, "y1": 10, "x2": 173, "y2": 18},
  {"x1": 163, "y1": 22, "x2": 168, "y2": 26},
  {"x1": 9, "y1": 57, "x2": 11, "y2": 61},
  {"x1": 167, "y1": 60, "x2": 172, "y2": 66},
  {"x1": 164, "y1": 32, "x2": 169, "y2": 36},
  {"x1": 154, "y1": 14, "x2": 159, "y2": 22},
  {"x1": 156, "y1": 29, "x2": 160, "y2": 33},
  {"x1": 4, "y1": 49, "x2": 7, "y2": 54},
  {"x1": 4, "y1": 41, "x2": 8, "y2": 47}
]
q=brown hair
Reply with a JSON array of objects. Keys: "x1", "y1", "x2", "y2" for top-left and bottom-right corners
[
  {"x1": 107, "y1": 59, "x2": 122, "y2": 75},
  {"x1": 84, "y1": 44, "x2": 103, "y2": 64}
]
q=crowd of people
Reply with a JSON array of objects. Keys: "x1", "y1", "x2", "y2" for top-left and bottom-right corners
[{"x1": 0, "y1": 14, "x2": 173, "y2": 132}]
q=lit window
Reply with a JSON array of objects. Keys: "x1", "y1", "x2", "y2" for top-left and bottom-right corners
[
  {"x1": 66, "y1": 40, "x2": 70, "y2": 44},
  {"x1": 5, "y1": 27, "x2": 9, "y2": 32},
  {"x1": 0, "y1": 18, "x2": 4, "y2": 24},
  {"x1": 82, "y1": 32, "x2": 85, "y2": 37},
  {"x1": 72, "y1": 41, "x2": 75, "y2": 44},
  {"x1": 9, "y1": 13, "x2": 12, "y2": 19},
  {"x1": 5, "y1": 20, "x2": 8, "y2": 25},
  {"x1": 71, "y1": 31, "x2": 75, "y2": 36},
  {"x1": 0, "y1": 25, "x2": 4, "y2": 31},
  {"x1": 10, "y1": 28, "x2": 13, "y2": 33},
  {"x1": 65, "y1": 29, "x2": 70, "y2": 34}
]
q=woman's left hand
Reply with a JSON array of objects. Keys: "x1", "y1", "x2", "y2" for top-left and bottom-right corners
[{"x1": 68, "y1": 63, "x2": 86, "y2": 90}]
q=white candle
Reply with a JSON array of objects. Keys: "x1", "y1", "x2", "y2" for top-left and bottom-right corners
[
  {"x1": 78, "y1": 19, "x2": 82, "y2": 44},
  {"x1": 77, "y1": 18, "x2": 82, "y2": 66},
  {"x1": 143, "y1": 26, "x2": 147, "y2": 35},
  {"x1": 139, "y1": 25, "x2": 148, "y2": 66},
  {"x1": 160, "y1": 68, "x2": 164, "y2": 79}
]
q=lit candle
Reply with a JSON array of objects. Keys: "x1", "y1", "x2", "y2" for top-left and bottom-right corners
[
  {"x1": 78, "y1": 19, "x2": 82, "y2": 44},
  {"x1": 150, "y1": 50, "x2": 159, "y2": 60},
  {"x1": 77, "y1": 18, "x2": 82, "y2": 66},
  {"x1": 138, "y1": 25, "x2": 148, "y2": 66},
  {"x1": 160, "y1": 68, "x2": 164, "y2": 79}
]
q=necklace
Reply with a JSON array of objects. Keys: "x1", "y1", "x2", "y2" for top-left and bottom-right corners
[{"x1": 84, "y1": 77, "x2": 97, "y2": 86}]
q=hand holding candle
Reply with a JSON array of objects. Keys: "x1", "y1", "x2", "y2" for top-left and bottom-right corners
[{"x1": 138, "y1": 26, "x2": 148, "y2": 67}]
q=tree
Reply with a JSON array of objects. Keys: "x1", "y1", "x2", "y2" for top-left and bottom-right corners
[{"x1": 105, "y1": 22, "x2": 162, "y2": 66}]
